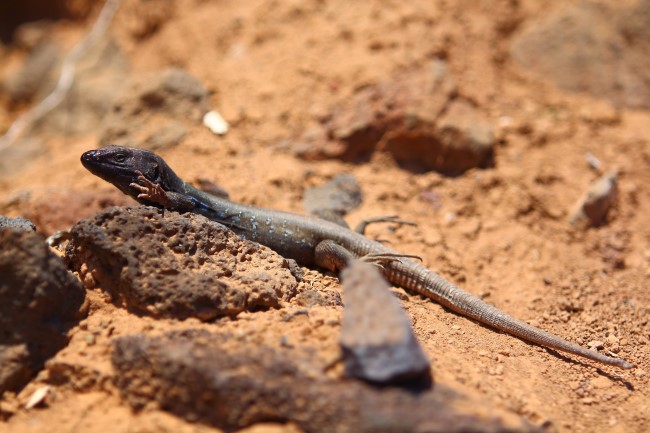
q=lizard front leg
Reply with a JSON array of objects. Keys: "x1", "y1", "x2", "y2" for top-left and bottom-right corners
[{"x1": 130, "y1": 171, "x2": 196, "y2": 212}]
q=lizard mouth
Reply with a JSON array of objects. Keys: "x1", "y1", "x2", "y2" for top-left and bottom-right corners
[
  {"x1": 80, "y1": 150, "x2": 102, "y2": 171},
  {"x1": 81, "y1": 150, "x2": 127, "y2": 177},
  {"x1": 80, "y1": 150, "x2": 141, "y2": 196}
]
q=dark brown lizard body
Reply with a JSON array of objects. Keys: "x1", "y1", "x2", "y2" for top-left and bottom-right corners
[{"x1": 81, "y1": 146, "x2": 634, "y2": 369}]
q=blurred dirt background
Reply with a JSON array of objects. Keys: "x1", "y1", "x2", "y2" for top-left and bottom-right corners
[{"x1": 1, "y1": 0, "x2": 649, "y2": 432}]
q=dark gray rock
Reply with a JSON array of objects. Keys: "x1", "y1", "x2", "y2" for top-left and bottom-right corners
[
  {"x1": 193, "y1": 178, "x2": 230, "y2": 200},
  {"x1": 112, "y1": 330, "x2": 541, "y2": 433},
  {"x1": 303, "y1": 173, "x2": 362, "y2": 226},
  {"x1": 0, "y1": 215, "x2": 36, "y2": 232},
  {"x1": 0, "y1": 344, "x2": 31, "y2": 395},
  {"x1": 137, "y1": 68, "x2": 209, "y2": 119},
  {"x1": 3, "y1": 40, "x2": 60, "y2": 103},
  {"x1": 144, "y1": 121, "x2": 188, "y2": 151},
  {"x1": 65, "y1": 206, "x2": 298, "y2": 320},
  {"x1": 99, "y1": 67, "x2": 210, "y2": 148},
  {"x1": 569, "y1": 170, "x2": 618, "y2": 227},
  {"x1": 0, "y1": 33, "x2": 129, "y2": 153},
  {"x1": 0, "y1": 229, "x2": 86, "y2": 394},
  {"x1": 340, "y1": 261, "x2": 431, "y2": 385},
  {"x1": 32, "y1": 37, "x2": 131, "y2": 136}
]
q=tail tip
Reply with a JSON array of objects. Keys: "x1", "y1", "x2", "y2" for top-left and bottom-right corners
[{"x1": 618, "y1": 359, "x2": 634, "y2": 369}]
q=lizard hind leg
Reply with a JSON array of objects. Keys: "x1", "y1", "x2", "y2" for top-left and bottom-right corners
[
  {"x1": 314, "y1": 239, "x2": 355, "y2": 272},
  {"x1": 361, "y1": 252, "x2": 423, "y2": 269},
  {"x1": 315, "y1": 239, "x2": 422, "y2": 273}
]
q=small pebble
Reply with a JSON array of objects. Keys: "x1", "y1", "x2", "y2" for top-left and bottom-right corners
[
  {"x1": 584, "y1": 152, "x2": 602, "y2": 171},
  {"x1": 203, "y1": 110, "x2": 229, "y2": 135},
  {"x1": 587, "y1": 340, "x2": 604, "y2": 350}
]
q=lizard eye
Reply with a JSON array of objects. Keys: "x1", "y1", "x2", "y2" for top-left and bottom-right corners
[{"x1": 114, "y1": 152, "x2": 126, "y2": 163}]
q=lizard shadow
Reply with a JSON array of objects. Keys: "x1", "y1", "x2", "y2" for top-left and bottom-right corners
[
  {"x1": 539, "y1": 346, "x2": 635, "y2": 390},
  {"x1": 462, "y1": 316, "x2": 636, "y2": 389}
]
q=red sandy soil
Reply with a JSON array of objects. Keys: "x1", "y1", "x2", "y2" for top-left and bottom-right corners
[{"x1": 1, "y1": 1, "x2": 649, "y2": 432}]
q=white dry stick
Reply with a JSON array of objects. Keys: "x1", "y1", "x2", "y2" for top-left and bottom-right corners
[
  {"x1": 25, "y1": 385, "x2": 51, "y2": 409},
  {"x1": 0, "y1": 0, "x2": 123, "y2": 151}
]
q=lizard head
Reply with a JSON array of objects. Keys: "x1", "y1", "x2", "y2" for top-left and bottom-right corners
[{"x1": 81, "y1": 145, "x2": 179, "y2": 200}]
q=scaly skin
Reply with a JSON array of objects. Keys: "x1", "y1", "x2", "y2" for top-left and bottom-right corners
[{"x1": 81, "y1": 146, "x2": 634, "y2": 369}]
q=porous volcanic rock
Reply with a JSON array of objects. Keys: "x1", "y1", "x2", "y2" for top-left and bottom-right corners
[{"x1": 65, "y1": 206, "x2": 299, "y2": 320}]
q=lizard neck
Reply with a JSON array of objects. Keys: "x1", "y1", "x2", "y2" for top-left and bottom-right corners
[{"x1": 180, "y1": 182, "x2": 252, "y2": 225}]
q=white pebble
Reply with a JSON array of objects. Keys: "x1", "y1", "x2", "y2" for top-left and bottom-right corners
[{"x1": 203, "y1": 110, "x2": 229, "y2": 135}]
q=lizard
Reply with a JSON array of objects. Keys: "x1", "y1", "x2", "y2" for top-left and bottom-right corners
[{"x1": 80, "y1": 145, "x2": 634, "y2": 370}]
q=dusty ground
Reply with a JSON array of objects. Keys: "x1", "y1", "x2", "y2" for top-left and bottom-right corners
[{"x1": 1, "y1": 0, "x2": 649, "y2": 432}]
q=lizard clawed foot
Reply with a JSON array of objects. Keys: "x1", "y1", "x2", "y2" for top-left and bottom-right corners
[
  {"x1": 129, "y1": 170, "x2": 173, "y2": 208},
  {"x1": 355, "y1": 215, "x2": 417, "y2": 235},
  {"x1": 359, "y1": 252, "x2": 423, "y2": 269}
]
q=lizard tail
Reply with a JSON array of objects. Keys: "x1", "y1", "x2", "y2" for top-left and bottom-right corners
[{"x1": 387, "y1": 260, "x2": 634, "y2": 369}]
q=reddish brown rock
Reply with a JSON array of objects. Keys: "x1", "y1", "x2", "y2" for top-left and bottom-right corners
[
  {"x1": 112, "y1": 330, "x2": 541, "y2": 433},
  {"x1": 3, "y1": 188, "x2": 131, "y2": 236},
  {"x1": 383, "y1": 99, "x2": 494, "y2": 175},
  {"x1": 293, "y1": 60, "x2": 494, "y2": 175}
]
